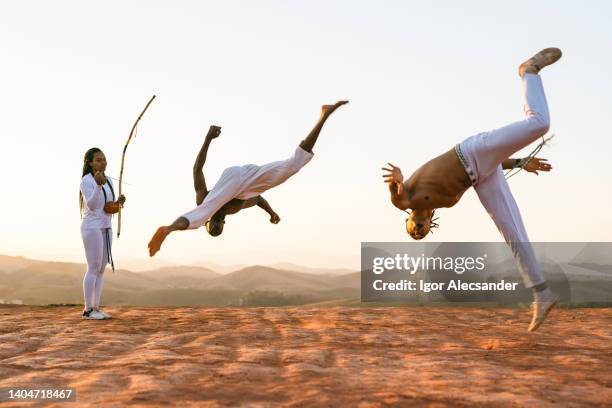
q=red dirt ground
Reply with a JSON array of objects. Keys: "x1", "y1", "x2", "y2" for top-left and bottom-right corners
[{"x1": 0, "y1": 306, "x2": 610, "y2": 407}]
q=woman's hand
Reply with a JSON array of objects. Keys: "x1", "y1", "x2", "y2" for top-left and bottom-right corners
[
  {"x1": 104, "y1": 202, "x2": 119, "y2": 214},
  {"x1": 104, "y1": 196, "x2": 125, "y2": 214},
  {"x1": 93, "y1": 171, "x2": 106, "y2": 186}
]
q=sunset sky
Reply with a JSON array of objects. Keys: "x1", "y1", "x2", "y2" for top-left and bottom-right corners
[{"x1": 1, "y1": 1, "x2": 610, "y2": 269}]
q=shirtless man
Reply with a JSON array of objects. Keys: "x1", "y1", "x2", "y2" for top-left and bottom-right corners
[
  {"x1": 382, "y1": 48, "x2": 562, "y2": 331},
  {"x1": 148, "y1": 100, "x2": 348, "y2": 257}
]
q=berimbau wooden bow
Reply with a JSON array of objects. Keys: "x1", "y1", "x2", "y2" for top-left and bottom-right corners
[{"x1": 117, "y1": 95, "x2": 156, "y2": 238}]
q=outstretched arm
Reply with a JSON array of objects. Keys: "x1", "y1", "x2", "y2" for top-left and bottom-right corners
[
  {"x1": 382, "y1": 163, "x2": 410, "y2": 210},
  {"x1": 194, "y1": 125, "x2": 222, "y2": 205},
  {"x1": 502, "y1": 157, "x2": 552, "y2": 175},
  {"x1": 257, "y1": 196, "x2": 280, "y2": 224},
  {"x1": 502, "y1": 158, "x2": 523, "y2": 170}
]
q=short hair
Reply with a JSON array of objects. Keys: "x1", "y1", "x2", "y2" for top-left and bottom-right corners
[{"x1": 206, "y1": 216, "x2": 226, "y2": 237}]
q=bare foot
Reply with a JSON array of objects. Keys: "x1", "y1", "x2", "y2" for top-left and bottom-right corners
[
  {"x1": 519, "y1": 47, "x2": 562, "y2": 76},
  {"x1": 321, "y1": 100, "x2": 349, "y2": 117},
  {"x1": 148, "y1": 226, "x2": 170, "y2": 257}
]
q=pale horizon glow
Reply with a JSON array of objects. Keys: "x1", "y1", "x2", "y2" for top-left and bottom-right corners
[{"x1": 1, "y1": 1, "x2": 611, "y2": 270}]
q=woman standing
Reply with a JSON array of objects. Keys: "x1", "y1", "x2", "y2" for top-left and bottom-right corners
[{"x1": 79, "y1": 148, "x2": 126, "y2": 320}]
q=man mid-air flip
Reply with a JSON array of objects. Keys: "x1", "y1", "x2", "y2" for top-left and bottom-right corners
[
  {"x1": 148, "y1": 100, "x2": 348, "y2": 257},
  {"x1": 382, "y1": 48, "x2": 562, "y2": 332}
]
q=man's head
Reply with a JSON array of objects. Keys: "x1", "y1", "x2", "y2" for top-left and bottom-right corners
[
  {"x1": 206, "y1": 213, "x2": 226, "y2": 237},
  {"x1": 405, "y1": 209, "x2": 438, "y2": 240}
]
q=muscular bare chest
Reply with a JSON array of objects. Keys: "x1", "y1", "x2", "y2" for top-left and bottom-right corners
[{"x1": 406, "y1": 149, "x2": 471, "y2": 208}]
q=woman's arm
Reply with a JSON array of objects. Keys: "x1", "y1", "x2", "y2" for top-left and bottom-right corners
[
  {"x1": 80, "y1": 176, "x2": 104, "y2": 210},
  {"x1": 104, "y1": 195, "x2": 126, "y2": 214},
  {"x1": 102, "y1": 178, "x2": 126, "y2": 214}
]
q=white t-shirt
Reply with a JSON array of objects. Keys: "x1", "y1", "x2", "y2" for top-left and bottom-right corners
[{"x1": 80, "y1": 173, "x2": 115, "y2": 229}]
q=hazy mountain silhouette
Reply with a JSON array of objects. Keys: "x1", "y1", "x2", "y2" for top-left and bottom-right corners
[
  {"x1": 3, "y1": 252, "x2": 608, "y2": 306},
  {"x1": 139, "y1": 266, "x2": 221, "y2": 288},
  {"x1": 190, "y1": 261, "x2": 247, "y2": 274},
  {"x1": 0, "y1": 254, "x2": 359, "y2": 306},
  {"x1": 268, "y1": 262, "x2": 355, "y2": 276},
  {"x1": 201, "y1": 265, "x2": 344, "y2": 293}
]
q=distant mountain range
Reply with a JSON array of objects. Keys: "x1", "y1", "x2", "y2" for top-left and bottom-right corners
[
  {"x1": 118, "y1": 258, "x2": 353, "y2": 275},
  {"x1": 0, "y1": 254, "x2": 359, "y2": 306},
  {"x1": 1, "y1": 252, "x2": 610, "y2": 307}
]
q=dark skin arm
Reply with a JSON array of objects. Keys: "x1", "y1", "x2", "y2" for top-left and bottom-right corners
[
  {"x1": 94, "y1": 171, "x2": 126, "y2": 214},
  {"x1": 104, "y1": 195, "x2": 126, "y2": 214},
  {"x1": 256, "y1": 196, "x2": 280, "y2": 224},
  {"x1": 382, "y1": 163, "x2": 410, "y2": 210},
  {"x1": 502, "y1": 157, "x2": 552, "y2": 174},
  {"x1": 194, "y1": 126, "x2": 222, "y2": 205},
  {"x1": 212, "y1": 196, "x2": 279, "y2": 223},
  {"x1": 217, "y1": 197, "x2": 259, "y2": 215},
  {"x1": 502, "y1": 158, "x2": 520, "y2": 170},
  {"x1": 388, "y1": 181, "x2": 409, "y2": 210}
]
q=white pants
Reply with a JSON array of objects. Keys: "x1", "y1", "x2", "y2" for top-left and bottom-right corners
[
  {"x1": 81, "y1": 227, "x2": 111, "y2": 309},
  {"x1": 458, "y1": 74, "x2": 550, "y2": 288},
  {"x1": 183, "y1": 146, "x2": 314, "y2": 229}
]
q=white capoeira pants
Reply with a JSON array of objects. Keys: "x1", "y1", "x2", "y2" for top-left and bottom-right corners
[
  {"x1": 456, "y1": 74, "x2": 550, "y2": 288},
  {"x1": 183, "y1": 146, "x2": 314, "y2": 229},
  {"x1": 81, "y1": 227, "x2": 112, "y2": 309}
]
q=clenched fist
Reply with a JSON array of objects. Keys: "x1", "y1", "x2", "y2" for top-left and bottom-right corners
[{"x1": 270, "y1": 212, "x2": 281, "y2": 224}]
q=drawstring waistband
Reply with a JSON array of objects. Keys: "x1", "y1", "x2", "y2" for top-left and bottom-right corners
[
  {"x1": 455, "y1": 143, "x2": 477, "y2": 186},
  {"x1": 104, "y1": 227, "x2": 115, "y2": 272}
]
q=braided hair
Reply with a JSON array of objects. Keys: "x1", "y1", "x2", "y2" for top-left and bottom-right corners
[
  {"x1": 79, "y1": 147, "x2": 103, "y2": 217},
  {"x1": 404, "y1": 208, "x2": 440, "y2": 237}
]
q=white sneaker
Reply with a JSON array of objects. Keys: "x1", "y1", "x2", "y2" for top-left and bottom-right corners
[
  {"x1": 85, "y1": 310, "x2": 106, "y2": 320},
  {"x1": 528, "y1": 294, "x2": 559, "y2": 332},
  {"x1": 97, "y1": 309, "x2": 112, "y2": 319}
]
